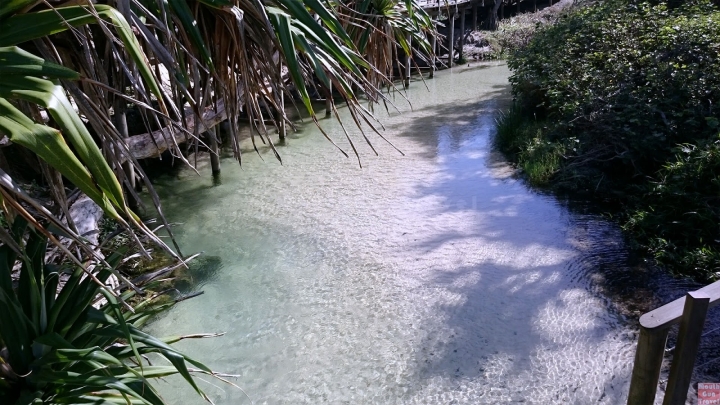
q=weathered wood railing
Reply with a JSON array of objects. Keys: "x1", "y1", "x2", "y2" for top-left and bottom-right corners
[
  {"x1": 415, "y1": 0, "x2": 473, "y2": 8},
  {"x1": 628, "y1": 281, "x2": 720, "y2": 405}
]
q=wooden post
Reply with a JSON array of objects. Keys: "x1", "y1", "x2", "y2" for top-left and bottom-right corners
[
  {"x1": 626, "y1": 281, "x2": 720, "y2": 405},
  {"x1": 627, "y1": 326, "x2": 670, "y2": 405},
  {"x1": 386, "y1": 22, "x2": 393, "y2": 83},
  {"x1": 549, "y1": 0, "x2": 552, "y2": 6},
  {"x1": 663, "y1": 292, "x2": 711, "y2": 405},
  {"x1": 208, "y1": 127, "x2": 221, "y2": 176},
  {"x1": 113, "y1": 98, "x2": 138, "y2": 208},
  {"x1": 472, "y1": 3, "x2": 478, "y2": 30},
  {"x1": 113, "y1": 101, "x2": 134, "y2": 189},
  {"x1": 459, "y1": 9, "x2": 465, "y2": 63},
  {"x1": 325, "y1": 82, "x2": 332, "y2": 117},
  {"x1": 448, "y1": 12, "x2": 455, "y2": 67},
  {"x1": 429, "y1": 24, "x2": 436, "y2": 78},
  {"x1": 501, "y1": 1, "x2": 504, "y2": 19},
  {"x1": 404, "y1": 34, "x2": 411, "y2": 88},
  {"x1": 534, "y1": 0, "x2": 537, "y2": 12},
  {"x1": 278, "y1": 64, "x2": 286, "y2": 139},
  {"x1": 277, "y1": 102, "x2": 286, "y2": 139}
]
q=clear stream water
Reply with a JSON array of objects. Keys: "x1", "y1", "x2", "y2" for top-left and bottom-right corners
[{"x1": 146, "y1": 62, "x2": 720, "y2": 404}]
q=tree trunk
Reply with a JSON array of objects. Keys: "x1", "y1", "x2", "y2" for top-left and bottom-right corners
[{"x1": 482, "y1": 0, "x2": 503, "y2": 31}]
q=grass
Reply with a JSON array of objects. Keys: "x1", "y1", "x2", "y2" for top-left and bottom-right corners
[{"x1": 495, "y1": 105, "x2": 564, "y2": 186}]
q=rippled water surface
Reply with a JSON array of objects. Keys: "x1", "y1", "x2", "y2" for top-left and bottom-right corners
[{"x1": 146, "y1": 62, "x2": 714, "y2": 404}]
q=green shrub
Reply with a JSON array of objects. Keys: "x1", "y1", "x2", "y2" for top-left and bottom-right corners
[
  {"x1": 502, "y1": 0, "x2": 720, "y2": 278},
  {"x1": 623, "y1": 139, "x2": 720, "y2": 277},
  {"x1": 509, "y1": 0, "x2": 720, "y2": 177},
  {"x1": 474, "y1": 4, "x2": 573, "y2": 59},
  {"x1": 496, "y1": 2, "x2": 573, "y2": 53}
]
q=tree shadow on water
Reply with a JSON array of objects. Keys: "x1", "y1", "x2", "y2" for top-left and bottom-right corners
[
  {"x1": 405, "y1": 259, "x2": 638, "y2": 403},
  {"x1": 387, "y1": 78, "x2": 720, "y2": 403},
  {"x1": 384, "y1": 88, "x2": 649, "y2": 403}
]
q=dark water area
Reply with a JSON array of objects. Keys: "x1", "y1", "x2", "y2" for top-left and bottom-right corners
[{"x1": 145, "y1": 62, "x2": 719, "y2": 404}]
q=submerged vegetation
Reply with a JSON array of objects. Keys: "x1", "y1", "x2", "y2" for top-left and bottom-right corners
[{"x1": 498, "y1": 0, "x2": 720, "y2": 279}]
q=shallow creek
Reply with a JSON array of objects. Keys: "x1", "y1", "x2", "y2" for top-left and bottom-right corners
[{"x1": 146, "y1": 62, "x2": 719, "y2": 404}]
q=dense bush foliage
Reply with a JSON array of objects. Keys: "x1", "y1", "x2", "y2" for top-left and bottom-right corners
[
  {"x1": 468, "y1": 3, "x2": 572, "y2": 60},
  {"x1": 500, "y1": 0, "x2": 720, "y2": 278},
  {"x1": 498, "y1": 1, "x2": 574, "y2": 53}
]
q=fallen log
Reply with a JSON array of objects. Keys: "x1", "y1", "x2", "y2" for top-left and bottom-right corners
[{"x1": 126, "y1": 101, "x2": 228, "y2": 160}]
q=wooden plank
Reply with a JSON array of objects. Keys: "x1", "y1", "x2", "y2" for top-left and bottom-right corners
[
  {"x1": 627, "y1": 326, "x2": 670, "y2": 405},
  {"x1": 663, "y1": 292, "x2": 711, "y2": 405},
  {"x1": 640, "y1": 280, "x2": 720, "y2": 331}
]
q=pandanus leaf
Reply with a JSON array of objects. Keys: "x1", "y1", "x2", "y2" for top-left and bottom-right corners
[
  {"x1": 34, "y1": 347, "x2": 124, "y2": 368},
  {"x1": 302, "y1": 0, "x2": 356, "y2": 47},
  {"x1": 0, "y1": 98, "x2": 122, "y2": 222},
  {"x1": 167, "y1": 0, "x2": 214, "y2": 69},
  {"x1": 0, "y1": 75, "x2": 126, "y2": 211},
  {"x1": 272, "y1": 0, "x2": 367, "y2": 73},
  {"x1": 0, "y1": 284, "x2": 34, "y2": 374},
  {"x1": 0, "y1": 5, "x2": 164, "y2": 108},
  {"x1": 0, "y1": 46, "x2": 80, "y2": 79},
  {"x1": 91, "y1": 323, "x2": 214, "y2": 396},
  {"x1": 17, "y1": 232, "x2": 46, "y2": 334},
  {"x1": 269, "y1": 9, "x2": 313, "y2": 114},
  {"x1": 0, "y1": 0, "x2": 36, "y2": 21}
]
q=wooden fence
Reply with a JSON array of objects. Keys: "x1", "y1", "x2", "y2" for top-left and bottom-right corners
[
  {"x1": 628, "y1": 281, "x2": 720, "y2": 404},
  {"x1": 415, "y1": 0, "x2": 472, "y2": 8}
]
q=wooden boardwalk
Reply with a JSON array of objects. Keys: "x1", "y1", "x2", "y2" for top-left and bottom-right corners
[
  {"x1": 405, "y1": 0, "x2": 553, "y2": 76},
  {"x1": 416, "y1": 0, "x2": 552, "y2": 14},
  {"x1": 416, "y1": 0, "x2": 474, "y2": 8}
]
